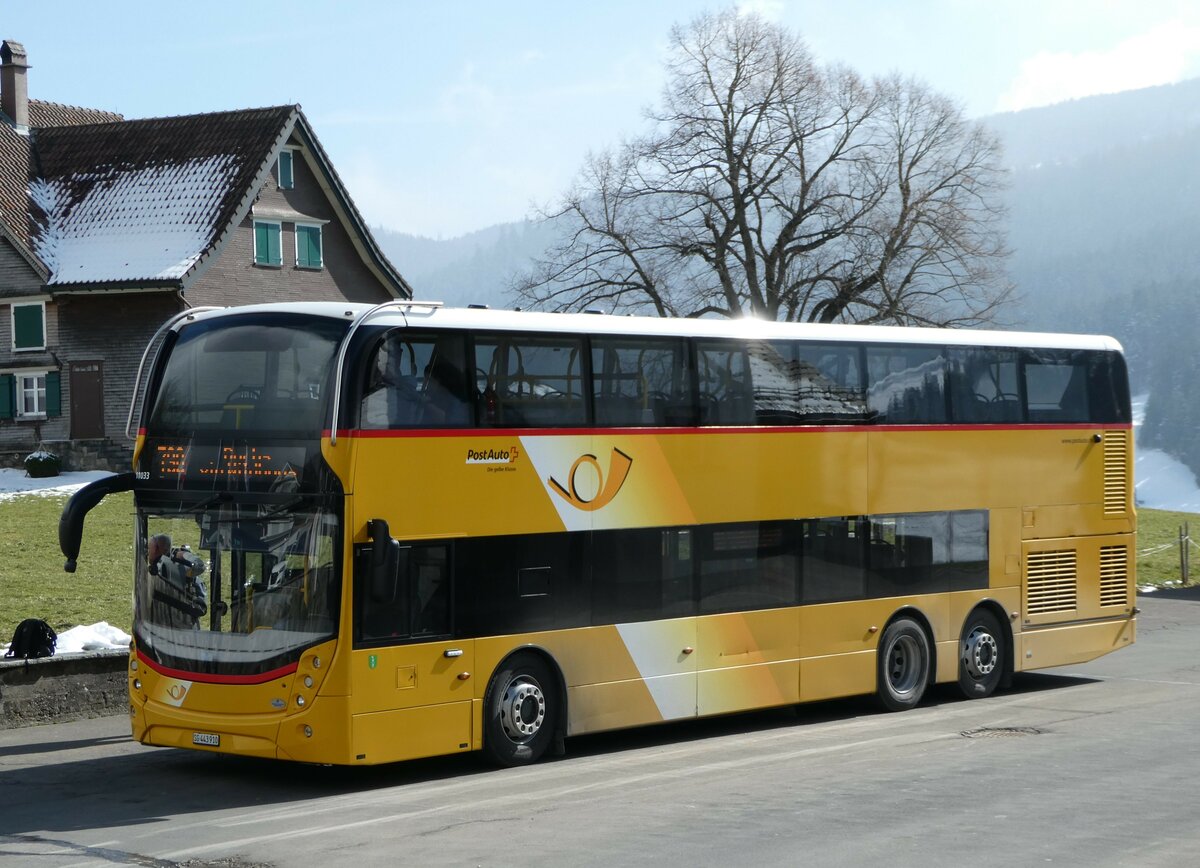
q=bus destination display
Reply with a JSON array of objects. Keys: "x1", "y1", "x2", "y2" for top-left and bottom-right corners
[{"x1": 148, "y1": 443, "x2": 305, "y2": 485}]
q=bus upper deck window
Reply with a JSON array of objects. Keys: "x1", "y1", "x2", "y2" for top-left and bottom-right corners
[{"x1": 360, "y1": 332, "x2": 472, "y2": 429}]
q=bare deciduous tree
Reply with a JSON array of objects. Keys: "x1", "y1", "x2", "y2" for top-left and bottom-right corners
[{"x1": 515, "y1": 10, "x2": 1011, "y2": 326}]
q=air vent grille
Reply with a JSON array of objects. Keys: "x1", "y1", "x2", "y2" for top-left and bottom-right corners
[
  {"x1": 1026, "y1": 550, "x2": 1078, "y2": 614},
  {"x1": 1100, "y1": 545, "x2": 1129, "y2": 608},
  {"x1": 1103, "y1": 430, "x2": 1129, "y2": 515}
]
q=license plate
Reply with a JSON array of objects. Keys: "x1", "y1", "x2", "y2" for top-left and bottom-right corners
[{"x1": 192, "y1": 732, "x2": 220, "y2": 747}]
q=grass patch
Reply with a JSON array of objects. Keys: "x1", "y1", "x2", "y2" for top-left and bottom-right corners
[
  {"x1": 1136, "y1": 506, "x2": 1200, "y2": 587},
  {"x1": 0, "y1": 493, "x2": 1194, "y2": 642},
  {"x1": 0, "y1": 491, "x2": 134, "y2": 641}
]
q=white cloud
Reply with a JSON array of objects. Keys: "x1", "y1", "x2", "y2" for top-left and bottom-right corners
[
  {"x1": 737, "y1": 0, "x2": 786, "y2": 21},
  {"x1": 998, "y1": 20, "x2": 1200, "y2": 111}
]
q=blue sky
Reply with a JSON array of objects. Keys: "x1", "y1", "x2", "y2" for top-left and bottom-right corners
[{"x1": 7, "y1": 1, "x2": 1200, "y2": 237}]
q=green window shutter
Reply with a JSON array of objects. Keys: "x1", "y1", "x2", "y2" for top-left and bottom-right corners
[
  {"x1": 13, "y1": 304, "x2": 44, "y2": 349},
  {"x1": 46, "y1": 371, "x2": 61, "y2": 417},
  {"x1": 278, "y1": 150, "x2": 294, "y2": 189},
  {"x1": 254, "y1": 222, "x2": 281, "y2": 266},
  {"x1": 254, "y1": 222, "x2": 268, "y2": 264},
  {"x1": 0, "y1": 374, "x2": 12, "y2": 419},
  {"x1": 298, "y1": 225, "x2": 322, "y2": 268}
]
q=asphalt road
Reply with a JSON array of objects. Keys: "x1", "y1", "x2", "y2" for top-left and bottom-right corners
[{"x1": 3, "y1": 591, "x2": 1200, "y2": 868}]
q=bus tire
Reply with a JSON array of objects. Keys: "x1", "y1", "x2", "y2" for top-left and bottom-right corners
[
  {"x1": 957, "y1": 609, "x2": 1005, "y2": 700},
  {"x1": 876, "y1": 617, "x2": 931, "y2": 712},
  {"x1": 482, "y1": 653, "x2": 559, "y2": 767}
]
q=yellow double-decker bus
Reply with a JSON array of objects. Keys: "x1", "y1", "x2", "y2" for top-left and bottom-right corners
[{"x1": 61, "y1": 301, "x2": 1136, "y2": 766}]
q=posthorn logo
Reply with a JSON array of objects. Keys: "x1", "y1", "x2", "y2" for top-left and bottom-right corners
[{"x1": 548, "y1": 448, "x2": 633, "y2": 512}]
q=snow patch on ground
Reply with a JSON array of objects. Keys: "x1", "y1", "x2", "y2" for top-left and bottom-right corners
[
  {"x1": 2, "y1": 621, "x2": 130, "y2": 656},
  {"x1": 1133, "y1": 394, "x2": 1200, "y2": 513},
  {"x1": 0, "y1": 468, "x2": 114, "y2": 502},
  {"x1": 54, "y1": 621, "x2": 132, "y2": 653}
]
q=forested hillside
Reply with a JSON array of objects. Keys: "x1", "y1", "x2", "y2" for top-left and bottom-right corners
[{"x1": 989, "y1": 80, "x2": 1200, "y2": 473}]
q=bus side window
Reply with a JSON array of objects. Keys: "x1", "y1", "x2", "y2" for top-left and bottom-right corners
[
  {"x1": 592, "y1": 337, "x2": 691, "y2": 427},
  {"x1": 949, "y1": 347, "x2": 1022, "y2": 424},
  {"x1": 591, "y1": 527, "x2": 695, "y2": 624},
  {"x1": 866, "y1": 346, "x2": 949, "y2": 424},
  {"x1": 1088, "y1": 351, "x2": 1131, "y2": 424},
  {"x1": 793, "y1": 343, "x2": 868, "y2": 424},
  {"x1": 412, "y1": 547, "x2": 451, "y2": 637},
  {"x1": 1024, "y1": 350, "x2": 1090, "y2": 423},
  {"x1": 800, "y1": 517, "x2": 867, "y2": 603},
  {"x1": 698, "y1": 522, "x2": 797, "y2": 613},
  {"x1": 864, "y1": 511, "x2": 989, "y2": 597},
  {"x1": 696, "y1": 340, "x2": 754, "y2": 425},
  {"x1": 360, "y1": 332, "x2": 472, "y2": 429},
  {"x1": 746, "y1": 341, "x2": 798, "y2": 425},
  {"x1": 476, "y1": 334, "x2": 586, "y2": 427},
  {"x1": 358, "y1": 543, "x2": 450, "y2": 642}
]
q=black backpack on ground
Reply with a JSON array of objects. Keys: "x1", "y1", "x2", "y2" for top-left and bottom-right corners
[{"x1": 5, "y1": 618, "x2": 57, "y2": 659}]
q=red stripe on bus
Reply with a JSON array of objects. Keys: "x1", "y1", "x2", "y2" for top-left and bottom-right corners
[
  {"x1": 325, "y1": 422, "x2": 1132, "y2": 439},
  {"x1": 136, "y1": 650, "x2": 298, "y2": 685}
]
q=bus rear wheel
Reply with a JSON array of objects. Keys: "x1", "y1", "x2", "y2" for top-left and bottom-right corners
[
  {"x1": 876, "y1": 618, "x2": 931, "y2": 712},
  {"x1": 957, "y1": 609, "x2": 1006, "y2": 699},
  {"x1": 483, "y1": 653, "x2": 559, "y2": 767}
]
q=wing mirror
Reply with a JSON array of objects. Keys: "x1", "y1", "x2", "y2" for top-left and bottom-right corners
[{"x1": 368, "y1": 518, "x2": 405, "y2": 603}]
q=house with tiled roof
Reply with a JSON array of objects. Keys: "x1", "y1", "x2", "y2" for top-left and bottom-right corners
[{"x1": 0, "y1": 40, "x2": 411, "y2": 468}]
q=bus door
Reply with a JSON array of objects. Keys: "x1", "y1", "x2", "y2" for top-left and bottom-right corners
[{"x1": 351, "y1": 540, "x2": 475, "y2": 763}]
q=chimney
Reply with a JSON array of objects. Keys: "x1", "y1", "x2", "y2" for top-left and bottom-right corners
[{"x1": 1, "y1": 40, "x2": 29, "y2": 130}]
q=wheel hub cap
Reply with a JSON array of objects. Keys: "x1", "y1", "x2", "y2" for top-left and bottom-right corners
[
  {"x1": 964, "y1": 628, "x2": 998, "y2": 678},
  {"x1": 888, "y1": 635, "x2": 921, "y2": 695},
  {"x1": 500, "y1": 677, "x2": 546, "y2": 741}
]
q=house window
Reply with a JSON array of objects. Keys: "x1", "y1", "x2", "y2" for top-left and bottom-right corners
[
  {"x1": 254, "y1": 220, "x2": 282, "y2": 266},
  {"x1": 0, "y1": 371, "x2": 59, "y2": 420},
  {"x1": 17, "y1": 372, "x2": 46, "y2": 417},
  {"x1": 296, "y1": 224, "x2": 323, "y2": 269},
  {"x1": 11, "y1": 302, "x2": 45, "y2": 351},
  {"x1": 278, "y1": 149, "x2": 295, "y2": 190}
]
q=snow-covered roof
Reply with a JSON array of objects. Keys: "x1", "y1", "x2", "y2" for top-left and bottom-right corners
[
  {"x1": 0, "y1": 100, "x2": 124, "y2": 266},
  {"x1": 0, "y1": 104, "x2": 410, "y2": 296},
  {"x1": 28, "y1": 106, "x2": 296, "y2": 288}
]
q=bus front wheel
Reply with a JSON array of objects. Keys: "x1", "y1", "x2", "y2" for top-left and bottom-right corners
[
  {"x1": 483, "y1": 653, "x2": 559, "y2": 767},
  {"x1": 957, "y1": 609, "x2": 1006, "y2": 700},
  {"x1": 876, "y1": 618, "x2": 931, "y2": 712}
]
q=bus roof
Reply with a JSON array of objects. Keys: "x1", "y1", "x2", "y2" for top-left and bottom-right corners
[{"x1": 176, "y1": 301, "x2": 1125, "y2": 353}]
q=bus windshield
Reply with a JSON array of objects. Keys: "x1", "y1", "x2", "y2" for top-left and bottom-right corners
[
  {"x1": 146, "y1": 313, "x2": 348, "y2": 436},
  {"x1": 135, "y1": 499, "x2": 340, "y2": 677}
]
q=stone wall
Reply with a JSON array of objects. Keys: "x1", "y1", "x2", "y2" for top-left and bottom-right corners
[{"x1": 0, "y1": 650, "x2": 127, "y2": 729}]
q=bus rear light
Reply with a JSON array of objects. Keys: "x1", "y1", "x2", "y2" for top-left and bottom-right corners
[
  {"x1": 296, "y1": 695, "x2": 306, "y2": 708},
  {"x1": 304, "y1": 725, "x2": 313, "y2": 738},
  {"x1": 133, "y1": 679, "x2": 142, "y2": 690},
  {"x1": 304, "y1": 676, "x2": 314, "y2": 689},
  {"x1": 311, "y1": 656, "x2": 322, "y2": 669}
]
